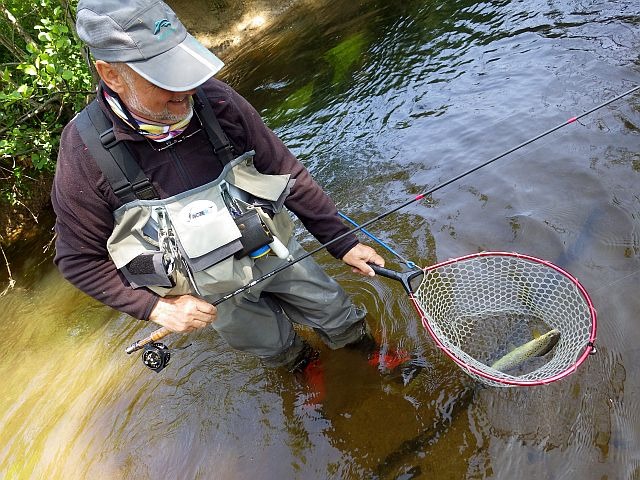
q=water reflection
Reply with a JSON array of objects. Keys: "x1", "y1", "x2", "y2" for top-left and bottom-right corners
[{"x1": 1, "y1": 0, "x2": 640, "y2": 478}]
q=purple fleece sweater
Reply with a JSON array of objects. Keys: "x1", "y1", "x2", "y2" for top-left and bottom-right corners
[{"x1": 51, "y1": 78, "x2": 358, "y2": 320}]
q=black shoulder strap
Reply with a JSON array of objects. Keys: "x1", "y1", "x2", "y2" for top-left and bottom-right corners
[
  {"x1": 76, "y1": 91, "x2": 234, "y2": 203},
  {"x1": 194, "y1": 87, "x2": 235, "y2": 166},
  {"x1": 76, "y1": 101, "x2": 159, "y2": 202}
]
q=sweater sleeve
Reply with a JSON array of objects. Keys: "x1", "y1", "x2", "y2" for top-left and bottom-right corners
[
  {"x1": 209, "y1": 81, "x2": 359, "y2": 258},
  {"x1": 51, "y1": 121, "x2": 159, "y2": 320}
]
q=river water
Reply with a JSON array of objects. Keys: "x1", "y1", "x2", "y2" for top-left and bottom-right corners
[{"x1": 1, "y1": 0, "x2": 639, "y2": 478}]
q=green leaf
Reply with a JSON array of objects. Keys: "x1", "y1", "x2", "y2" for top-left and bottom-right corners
[{"x1": 0, "y1": 0, "x2": 99, "y2": 215}]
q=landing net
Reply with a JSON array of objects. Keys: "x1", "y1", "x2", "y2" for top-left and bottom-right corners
[{"x1": 412, "y1": 252, "x2": 597, "y2": 387}]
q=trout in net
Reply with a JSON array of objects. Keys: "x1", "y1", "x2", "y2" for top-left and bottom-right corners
[{"x1": 490, "y1": 328, "x2": 560, "y2": 373}]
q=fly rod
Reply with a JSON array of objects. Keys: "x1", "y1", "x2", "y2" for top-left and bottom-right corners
[{"x1": 126, "y1": 84, "x2": 640, "y2": 355}]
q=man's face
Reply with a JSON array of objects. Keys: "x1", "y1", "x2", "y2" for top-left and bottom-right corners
[{"x1": 114, "y1": 65, "x2": 196, "y2": 124}]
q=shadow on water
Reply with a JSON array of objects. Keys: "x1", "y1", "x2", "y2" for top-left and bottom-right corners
[{"x1": 1, "y1": 0, "x2": 640, "y2": 478}]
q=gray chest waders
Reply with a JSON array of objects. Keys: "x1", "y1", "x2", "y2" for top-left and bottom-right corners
[{"x1": 75, "y1": 88, "x2": 295, "y2": 298}]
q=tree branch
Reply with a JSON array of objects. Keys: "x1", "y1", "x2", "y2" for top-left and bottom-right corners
[
  {"x1": 59, "y1": 0, "x2": 99, "y2": 85},
  {"x1": 0, "y1": 94, "x2": 61, "y2": 137},
  {"x1": 0, "y1": 29, "x2": 25, "y2": 60},
  {"x1": 0, "y1": 239, "x2": 16, "y2": 295},
  {"x1": 0, "y1": 2, "x2": 36, "y2": 46}
]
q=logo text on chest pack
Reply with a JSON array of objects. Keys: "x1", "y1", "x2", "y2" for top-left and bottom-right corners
[{"x1": 181, "y1": 200, "x2": 219, "y2": 226}]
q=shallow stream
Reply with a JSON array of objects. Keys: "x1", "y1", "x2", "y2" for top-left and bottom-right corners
[{"x1": 1, "y1": 0, "x2": 639, "y2": 478}]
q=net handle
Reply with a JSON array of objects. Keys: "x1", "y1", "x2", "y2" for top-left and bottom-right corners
[
  {"x1": 368, "y1": 264, "x2": 424, "y2": 294},
  {"x1": 417, "y1": 251, "x2": 598, "y2": 386}
]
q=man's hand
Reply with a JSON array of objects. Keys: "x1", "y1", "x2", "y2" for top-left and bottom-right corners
[
  {"x1": 342, "y1": 243, "x2": 385, "y2": 277},
  {"x1": 148, "y1": 295, "x2": 216, "y2": 333}
]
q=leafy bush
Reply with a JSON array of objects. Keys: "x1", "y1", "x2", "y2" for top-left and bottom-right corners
[{"x1": 0, "y1": 0, "x2": 94, "y2": 221}]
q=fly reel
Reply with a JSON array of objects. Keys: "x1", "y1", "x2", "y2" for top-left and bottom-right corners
[{"x1": 141, "y1": 342, "x2": 171, "y2": 372}]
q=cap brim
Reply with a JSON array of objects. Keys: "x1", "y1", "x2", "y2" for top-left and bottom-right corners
[{"x1": 127, "y1": 34, "x2": 224, "y2": 92}]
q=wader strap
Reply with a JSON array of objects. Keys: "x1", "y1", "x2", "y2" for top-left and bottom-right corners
[
  {"x1": 194, "y1": 87, "x2": 235, "y2": 166},
  {"x1": 76, "y1": 101, "x2": 159, "y2": 202}
]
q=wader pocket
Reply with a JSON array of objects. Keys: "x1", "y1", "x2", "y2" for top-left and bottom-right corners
[{"x1": 194, "y1": 254, "x2": 253, "y2": 295}]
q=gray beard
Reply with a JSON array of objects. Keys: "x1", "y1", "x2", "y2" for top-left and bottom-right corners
[{"x1": 125, "y1": 93, "x2": 193, "y2": 124}]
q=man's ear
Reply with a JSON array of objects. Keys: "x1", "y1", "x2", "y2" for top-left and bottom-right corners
[{"x1": 95, "y1": 60, "x2": 127, "y2": 94}]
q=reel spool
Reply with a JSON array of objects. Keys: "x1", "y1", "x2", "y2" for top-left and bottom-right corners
[{"x1": 142, "y1": 342, "x2": 171, "y2": 372}]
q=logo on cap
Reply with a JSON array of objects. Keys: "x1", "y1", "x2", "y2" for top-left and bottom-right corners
[{"x1": 153, "y1": 19, "x2": 172, "y2": 35}]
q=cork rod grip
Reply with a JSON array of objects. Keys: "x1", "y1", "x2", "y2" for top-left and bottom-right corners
[{"x1": 125, "y1": 327, "x2": 172, "y2": 354}]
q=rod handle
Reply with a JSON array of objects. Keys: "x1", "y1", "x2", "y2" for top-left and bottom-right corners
[{"x1": 125, "y1": 326, "x2": 172, "y2": 354}]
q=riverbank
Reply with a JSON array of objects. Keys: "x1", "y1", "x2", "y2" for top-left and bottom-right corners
[{"x1": 169, "y1": 0, "x2": 318, "y2": 61}]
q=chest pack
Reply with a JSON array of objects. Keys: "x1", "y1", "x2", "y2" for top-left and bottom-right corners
[{"x1": 74, "y1": 88, "x2": 295, "y2": 298}]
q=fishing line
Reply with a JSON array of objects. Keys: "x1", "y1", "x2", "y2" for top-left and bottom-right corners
[
  {"x1": 127, "y1": 84, "x2": 640, "y2": 361},
  {"x1": 592, "y1": 267, "x2": 640, "y2": 295}
]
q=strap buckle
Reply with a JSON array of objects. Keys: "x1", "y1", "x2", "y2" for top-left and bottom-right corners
[
  {"x1": 213, "y1": 143, "x2": 234, "y2": 155},
  {"x1": 113, "y1": 178, "x2": 158, "y2": 201},
  {"x1": 99, "y1": 128, "x2": 119, "y2": 149},
  {"x1": 132, "y1": 179, "x2": 159, "y2": 200}
]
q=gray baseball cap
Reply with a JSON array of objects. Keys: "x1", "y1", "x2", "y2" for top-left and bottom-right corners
[{"x1": 76, "y1": 0, "x2": 224, "y2": 91}]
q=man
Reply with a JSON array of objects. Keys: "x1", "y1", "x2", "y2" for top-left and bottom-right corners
[{"x1": 52, "y1": 0, "x2": 385, "y2": 372}]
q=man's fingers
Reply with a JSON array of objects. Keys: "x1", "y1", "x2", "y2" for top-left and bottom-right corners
[
  {"x1": 343, "y1": 243, "x2": 385, "y2": 277},
  {"x1": 149, "y1": 295, "x2": 217, "y2": 332},
  {"x1": 350, "y1": 262, "x2": 374, "y2": 276},
  {"x1": 194, "y1": 300, "x2": 216, "y2": 316}
]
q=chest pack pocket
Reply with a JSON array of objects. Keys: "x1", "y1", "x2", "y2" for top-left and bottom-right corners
[{"x1": 76, "y1": 87, "x2": 295, "y2": 297}]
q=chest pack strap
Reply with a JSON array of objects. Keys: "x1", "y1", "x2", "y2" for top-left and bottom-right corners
[
  {"x1": 76, "y1": 101, "x2": 159, "y2": 202},
  {"x1": 194, "y1": 86, "x2": 235, "y2": 167},
  {"x1": 75, "y1": 88, "x2": 235, "y2": 203}
]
